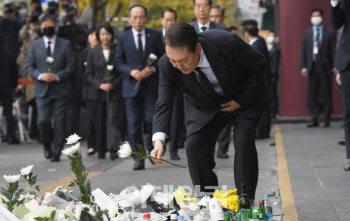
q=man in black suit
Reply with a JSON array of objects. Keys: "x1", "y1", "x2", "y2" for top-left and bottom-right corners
[
  {"x1": 115, "y1": 5, "x2": 164, "y2": 170},
  {"x1": 189, "y1": 0, "x2": 226, "y2": 33},
  {"x1": 0, "y1": 33, "x2": 20, "y2": 144},
  {"x1": 331, "y1": 0, "x2": 350, "y2": 170},
  {"x1": 210, "y1": 4, "x2": 225, "y2": 25},
  {"x1": 26, "y1": 15, "x2": 74, "y2": 162},
  {"x1": 243, "y1": 20, "x2": 271, "y2": 139},
  {"x1": 151, "y1": 23, "x2": 266, "y2": 199},
  {"x1": 301, "y1": 8, "x2": 336, "y2": 128}
]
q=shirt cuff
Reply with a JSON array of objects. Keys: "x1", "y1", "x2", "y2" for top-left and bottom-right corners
[
  {"x1": 151, "y1": 66, "x2": 156, "y2": 73},
  {"x1": 302, "y1": 68, "x2": 308, "y2": 72},
  {"x1": 152, "y1": 132, "x2": 166, "y2": 143},
  {"x1": 331, "y1": 0, "x2": 339, "y2": 7},
  {"x1": 56, "y1": 76, "x2": 60, "y2": 82},
  {"x1": 38, "y1": 73, "x2": 43, "y2": 80}
]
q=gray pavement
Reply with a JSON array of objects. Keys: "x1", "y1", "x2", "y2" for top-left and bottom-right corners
[{"x1": 3, "y1": 121, "x2": 348, "y2": 220}]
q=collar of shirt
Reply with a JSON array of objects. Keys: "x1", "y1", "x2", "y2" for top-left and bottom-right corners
[
  {"x1": 249, "y1": 37, "x2": 259, "y2": 46},
  {"x1": 132, "y1": 27, "x2": 146, "y2": 38},
  {"x1": 198, "y1": 21, "x2": 210, "y2": 32},
  {"x1": 162, "y1": 28, "x2": 166, "y2": 37},
  {"x1": 44, "y1": 35, "x2": 56, "y2": 47},
  {"x1": 132, "y1": 27, "x2": 146, "y2": 49},
  {"x1": 313, "y1": 25, "x2": 323, "y2": 32},
  {"x1": 197, "y1": 48, "x2": 210, "y2": 68}
]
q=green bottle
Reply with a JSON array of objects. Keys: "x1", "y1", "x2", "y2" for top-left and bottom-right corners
[
  {"x1": 224, "y1": 212, "x2": 231, "y2": 221},
  {"x1": 259, "y1": 200, "x2": 268, "y2": 220}
]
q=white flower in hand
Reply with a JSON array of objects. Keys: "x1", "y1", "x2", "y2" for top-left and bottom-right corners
[
  {"x1": 20, "y1": 165, "x2": 34, "y2": 176},
  {"x1": 150, "y1": 53, "x2": 157, "y2": 60},
  {"x1": 66, "y1": 133, "x2": 82, "y2": 145},
  {"x1": 107, "y1": 65, "x2": 114, "y2": 71},
  {"x1": 3, "y1": 174, "x2": 21, "y2": 184},
  {"x1": 118, "y1": 142, "x2": 133, "y2": 158},
  {"x1": 46, "y1": 56, "x2": 54, "y2": 64},
  {"x1": 62, "y1": 143, "x2": 80, "y2": 156}
]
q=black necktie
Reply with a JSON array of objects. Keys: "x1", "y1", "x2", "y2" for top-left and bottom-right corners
[
  {"x1": 195, "y1": 67, "x2": 221, "y2": 100},
  {"x1": 201, "y1": 27, "x2": 207, "y2": 32},
  {"x1": 47, "y1": 41, "x2": 52, "y2": 57},
  {"x1": 315, "y1": 28, "x2": 320, "y2": 60},
  {"x1": 138, "y1": 33, "x2": 143, "y2": 57}
]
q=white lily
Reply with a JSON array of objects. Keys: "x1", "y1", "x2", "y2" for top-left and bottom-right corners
[
  {"x1": 46, "y1": 56, "x2": 54, "y2": 64},
  {"x1": 62, "y1": 142, "x2": 80, "y2": 156},
  {"x1": 65, "y1": 133, "x2": 82, "y2": 145},
  {"x1": 20, "y1": 165, "x2": 34, "y2": 176},
  {"x1": 118, "y1": 142, "x2": 133, "y2": 158},
  {"x1": 150, "y1": 53, "x2": 158, "y2": 60},
  {"x1": 107, "y1": 65, "x2": 114, "y2": 71},
  {"x1": 3, "y1": 174, "x2": 20, "y2": 184}
]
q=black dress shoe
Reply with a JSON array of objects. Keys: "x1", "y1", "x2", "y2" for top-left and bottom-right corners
[
  {"x1": 50, "y1": 155, "x2": 60, "y2": 162},
  {"x1": 338, "y1": 141, "x2": 346, "y2": 146},
  {"x1": 110, "y1": 151, "x2": 118, "y2": 160},
  {"x1": 147, "y1": 150, "x2": 155, "y2": 165},
  {"x1": 256, "y1": 135, "x2": 270, "y2": 140},
  {"x1": 44, "y1": 150, "x2": 51, "y2": 159},
  {"x1": 170, "y1": 153, "x2": 180, "y2": 160},
  {"x1": 133, "y1": 159, "x2": 145, "y2": 170},
  {"x1": 307, "y1": 122, "x2": 319, "y2": 128},
  {"x1": 98, "y1": 153, "x2": 105, "y2": 159},
  {"x1": 8, "y1": 136, "x2": 20, "y2": 144},
  {"x1": 217, "y1": 151, "x2": 229, "y2": 159},
  {"x1": 344, "y1": 161, "x2": 350, "y2": 171},
  {"x1": 87, "y1": 148, "x2": 95, "y2": 156}
]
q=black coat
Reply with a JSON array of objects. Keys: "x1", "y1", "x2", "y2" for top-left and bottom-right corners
[
  {"x1": 153, "y1": 30, "x2": 266, "y2": 137},
  {"x1": 300, "y1": 26, "x2": 336, "y2": 73},
  {"x1": 85, "y1": 45, "x2": 122, "y2": 101},
  {"x1": 331, "y1": 0, "x2": 350, "y2": 72},
  {"x1": 0, "y1": 47, "x2": 18, "y2": 89},
  {"x1": 269, "y1": 44, "x2": 280, "y2": 80}
]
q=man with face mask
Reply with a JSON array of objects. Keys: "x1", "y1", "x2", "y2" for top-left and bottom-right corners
[
  {"x1": 26, "y1": 15, "x2": 74, "y2": 162},
  {"x1": 300, "y1": 8, "x2": 336, "y2": 128}
]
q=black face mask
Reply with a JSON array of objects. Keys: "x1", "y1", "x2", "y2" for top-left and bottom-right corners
[{"x1": 42, "y1": 26, "x2": 55, "y2": 37}]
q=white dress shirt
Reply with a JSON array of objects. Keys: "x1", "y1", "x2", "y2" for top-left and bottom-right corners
[
  {"x1": 162, "y1": 28, "x2": 166, "y2": 37},
  {"x1": 39, "y1": 36, "x2": 59, "y2": 81},
  {"x1": 103, "y1": 49, "x2": 110, "y2": 62},
  {"x1": 331, "y1": 0, "x2": 339, "y2": 7},
  {"x1": 198, "y1": 21, "x2": 210, "y2": 32},
  {"x1": 248, "y1": 37, "x2": 259, "y2": 46},
  {"x1": 132, "y1": 28, "x2": 146, "y2": 51},
  {"x1": 152, "y1": 48, "x2": 224, "y2": 143}
]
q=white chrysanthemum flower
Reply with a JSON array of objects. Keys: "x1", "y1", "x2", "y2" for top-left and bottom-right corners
[
  {"x1": 199, "y1": 196, "x2": 210, "y2": 207},
  {"x1": 107, "y1": 65, "x2": 114, "y2": 71},
  {"x1": 65, "y1": 133, "x2": 82, "y2": 145},
  {"x1": 118, "y1": 199, "x2": 134, "y2": 208},
  {"x1": 62, "y1": 142, "x2": 80, "y2": 156},
  {"x1": 3, "y1": 174, "x2": 20, "y2": 184},
  {"x1": 84, "y1": 62, "x2": 87, "y2": 66},
  {"x1": 142, "y1": 183, "x2": 154, "y2": 195},
  {"x1": 108, "y1": 202, "x2": 119, "y2": 218},
  {"x1": 24, "y1": 199, "x2": 40, "y2": 211},
  {"x1": 189, "y1": 202, "x2": 199, "y2": 211},
  {"x1": 46, "y1": 56, "x2": 54, "y2": 64},
  {"x1": 21, "y1": 165, "x2": 34, "y2": 176},
  {"x1": 109, "y1": 193, "x2": 116, "y2": 199},
  {"x1": 33, "y1": 205, "x2": 55, "y2": 217},
  {"x1": 193, "y1": 214, "x2": 204, "y2": 221},
  {"x1": 118, "y1": 142, "x2": 133, "y2": 158},
  {"x1": 150, "y1": 53, "x2": 158, "y2": 60}
]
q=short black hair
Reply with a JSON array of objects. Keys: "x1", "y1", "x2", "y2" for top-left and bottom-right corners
[
  {"x1": 129, "y1": 4, "x2": 148, "y2": 17},
  {"x1": 31, "y1": 0, "x2": 41, "y2": 5},
  {"x1": 96, "y1": 23, "x2": 115, "y2": 43},
  {"x1": 162, "y1": 8, "x2": 177, "y2": 20},
  {"x1": 87, "y1": 27, "x2": 97, "y2": 36},
  {"x1": 40, "y1": 14, "x2": 56, "y2": 25},
  {"x1": 193, "y1": 0, "x2": 212, "y2": 6},
  {"x1": 228, "y1": 26, "x2": 238, "y2": 31},
  {"x1": 241, "y1": 19, "x2": 258, "y2": 28},
  {"x1": 48, "y1": 1, "x2": 59, "y2": 9},
  {"x1": 244, "y1": 25, "x2": 259, "y2": 37},
  {"x1": 310, "y1": 8, "x2": 324, "y2": 17},
  {"x1": 164, "y1": 22, "x2": 198, "y2": 53},
  {"x1": 212, "y1": 4, "x2": 225, "y2": 17}
]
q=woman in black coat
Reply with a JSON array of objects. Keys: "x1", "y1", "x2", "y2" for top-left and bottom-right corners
[{"x1": 85, "y1": 23, "x2": 123, "y2": 160}]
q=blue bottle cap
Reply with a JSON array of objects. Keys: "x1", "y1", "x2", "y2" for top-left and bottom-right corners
[
  {"x1": 170, "y1": 189, "x2": 176, "y2": 193},
  {"x1": 177, "y1": 215, "x2": 184, "y2": 220}
]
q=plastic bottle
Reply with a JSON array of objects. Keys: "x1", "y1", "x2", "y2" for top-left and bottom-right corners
[
  {"x1": 177, "y1": 215, "x2": 185, "y2": 221},
  {"x1": 143, "y1": 213, "x2": 151, "y2": 221},
  {"x1": 263, "y1": 195, "x2": 273, "y2": 220},
  {"x1": 171, "y1": 214, "x2": 178, "y2": 221}
]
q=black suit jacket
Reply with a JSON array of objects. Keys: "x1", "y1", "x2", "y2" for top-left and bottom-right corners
[
  {"x1": 85, "y1": 45, "x2": 122, "y2": 101},
  {"x1": 189, "y1": 21, "x2": 226, "y2": 33},
  {"x1": 269, "y1": 44, "x2": 281, "y2": 79},
  {"x1": 251, "y1": 37, "x2": 271, "y2": 80},
  {"x1": 153, "y1": 30, "x2": 266, "y2": 137},
  {"x1": 331, "y1": 0, "x2": 350, "y2": 71},
  {"x1": 300, "y1": 26, "x2": 336, "y2": 72},
  {"x1": 0, "y1": 48, "x2": 18, "y2": 89}
]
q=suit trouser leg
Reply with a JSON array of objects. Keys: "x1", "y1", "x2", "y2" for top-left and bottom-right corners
[
  {"x1": 70, "y1": 90, "x2": 81, "y2": 134},
  {"x1": 36, "y1": 97, "x2": 53, "y2": 151},
  {"x1": 0, "y1": 88, "x2": 16, "y2": 137},
  {"x1": 186, "y1": 114, "x2": 228, "y2": 193},
  {"x1": 107, "y1": 100, "x2": 123, "y2": 152},
  {"x1": 52, "y1": 98, "x2": 68, "y2": 157},
  {"x1": 233, "y1": 113, "x2": 260, "y2": 200},
  {"x1": 143, "y1": 94, "x2": 157, "y2": 152},
  {"x1": 340, "y1": 69, "x2": 350, "y2": 159},
  {"x1": 319, "y1": 73, "x2": 333, "y2": 123},
  {"x1": 170, "y1": 95, "x2": 186, "y2": 154},
  {"x1": 94, "y1": 101, "x2": 107, "y2": 155},
  {"x1": 125, "y1": 95, "x2": 143, "y2": 152},
  {"x1": 217, "y1": 124, "x2": 231, "y2": 154},
  {"x1": 85, "y1": 101, "x2": 96, "y2": 149},
  {"x1": 308, "y1": 65, "x2": 320, "y2": 120},
  {"x1": 256, "y1": 81, "x2": 271, "y2": 138},
  {"x1": 270, "y1": 80, "x2": 278, "y2": 116}
]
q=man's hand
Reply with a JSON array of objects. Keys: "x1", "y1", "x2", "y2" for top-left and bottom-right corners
[
  {"x1": 130, "y1": 70, "x2": 143, "y2": 81},
  {"x1": 141, "y1": 67, "x2": 154, "y2": 79},
  {"x1": 40, "y1": 73, "x2": 57, "y2": 82},
  {"x1": 150, "y1": 140, "x2": 165, "y2": 165},
  {"x1": 100, "y1": 83, "x2": 113, "y2": 92},
  {"x1": 336, "y1": 73, "x2": 341, "y2": 86},
  {"x1": 301, "y1": 69, "x2": 308, "y2": 77},
  {"x1": 220, "y1": 99, "x2": 241, "y2": 112}
]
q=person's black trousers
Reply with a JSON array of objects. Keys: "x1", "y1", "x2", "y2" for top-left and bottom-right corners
[
  {"x1": 85, "y1": 101, "x2": 96, "y2": 149},
  {"x1": 185, "y1": 108, "x2": 261, "y2": 200},
  {"x1": 216, "y1": 124, "x2": 232, "y2": 154},
  {"x1": 28, "y1": 99, "x2": 40, "y2": 140},
  {"x1": 69, "y1": 89, "x2": 82, "y2": 134},
  {"x1": 169, "y1": 93, "x2": 186, "y2": 154},
  {"x1": 270, "y1": 79, "x2": 279, "y2": 117},
  {"x1": 340, "y1": 66, "x2": 350, "y2": 159},
  {"x1": 256, "y1": 79, "x2": 271, "y2": 138},
  {"x1": 0, "y1": 86, "x2": 16, "y2": 138}
]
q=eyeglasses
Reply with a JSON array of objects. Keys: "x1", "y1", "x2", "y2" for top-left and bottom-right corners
[
  {"x1": 210, "y1": 15, "x2": 222, "y2": 18},
  {"x1": 195, "y1": 3, "x2": 210, "y2": 9}
]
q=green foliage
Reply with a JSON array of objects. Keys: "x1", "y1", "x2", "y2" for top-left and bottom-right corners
[
  {"x1": 0, "y1": 182, "x2": 25, "y2": 212},
  {"x1": 23, "y1": 172, "x2": 40, "y2": 192},
  {"x1": 33, "y1": 210, "x2": 56, "y2": 221}
]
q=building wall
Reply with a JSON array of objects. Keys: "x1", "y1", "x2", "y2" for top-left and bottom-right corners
[{"x1": 279, "y1": 0, "x2": 343, "y2": 117}]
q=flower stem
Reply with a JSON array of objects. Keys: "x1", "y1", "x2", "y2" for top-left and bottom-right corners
[
  {"x1": 148, "y1": 156, "x2": 187, "y2": 168},
  {"x1": 134, "y1": 80, "x2": 140, "y2": 90}
]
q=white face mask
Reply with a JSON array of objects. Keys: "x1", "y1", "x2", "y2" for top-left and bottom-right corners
[
  {"x1": 266, "y1": 36, "x2": 275, "y2": 44},
  {"x1": 311, "y1": 17, "x2": 323, "y2": 26}
]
